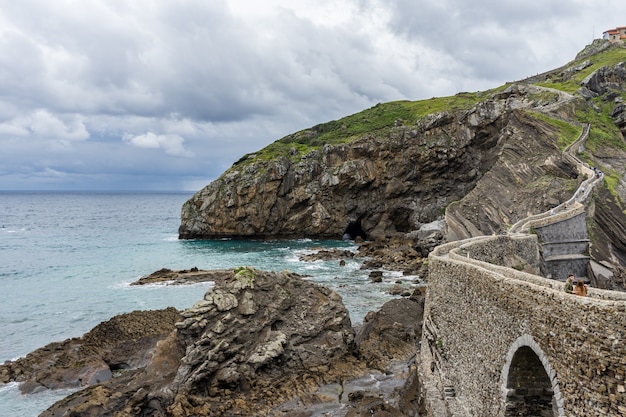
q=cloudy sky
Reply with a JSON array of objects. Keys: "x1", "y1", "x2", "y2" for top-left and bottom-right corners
[{"x1": 1, "y1": 0, "x2": 624, "y2": 191}]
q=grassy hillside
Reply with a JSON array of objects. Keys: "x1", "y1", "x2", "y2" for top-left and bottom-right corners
[
  {"x1": 231, "y1": 43, "x2": 625, "y2": 172},
  {"x1": 232, "y1": 91, "x2": 501, "y2": 167}
]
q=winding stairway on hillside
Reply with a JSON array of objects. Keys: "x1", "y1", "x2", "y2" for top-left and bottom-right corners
[{"x1": 508, "y1": 123, "x2": 605, "y2": 283}]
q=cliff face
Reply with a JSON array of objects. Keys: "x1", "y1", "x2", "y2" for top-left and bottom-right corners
[
  {"x1": 180, "y1": 85, "x2": 580, "y2": 245},
  {"x1": 180, "y1": 42, "x2": 626, "y2": 270},
  {"x1": 180, "y1": 99, "x2": 506, "y2": 241}
]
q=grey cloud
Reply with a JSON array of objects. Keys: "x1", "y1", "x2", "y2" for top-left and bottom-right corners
[{"x1": 0, "y1": 0, "x2": 624, "y2": 190}]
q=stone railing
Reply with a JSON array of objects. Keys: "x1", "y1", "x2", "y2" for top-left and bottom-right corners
[
  {"x1": 420, "y1": 123, "x2": 626, "y2": 416},
  {"x1": 421, "y1": 234, "x2": 626, "y2": 416}
]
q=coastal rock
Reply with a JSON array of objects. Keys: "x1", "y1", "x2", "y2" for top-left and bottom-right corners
[
  {"x1": 358, "y1": 237, "x2": 427, "y2": 276},
  {"x1": 41, "y1": 268, "x2": 364, "y2": 417},
  {"x1": 0, "y1": 308, "x2": 181, "y2": 393},
  {"x1": 298, "y1": 248, "x2": 357, "y2": 262},
  {"x1": 179, "y1": 83, "x2": 590, "y2": 260},
  {"x1": 131, "y1": 267, "x2": 231, "y2": 285},
  {"x1": 356, "y1": 290, "x2": 425, "y2": 370}
]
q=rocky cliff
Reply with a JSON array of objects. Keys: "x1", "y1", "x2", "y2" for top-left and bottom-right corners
[
  {"x1": 179, "y1": 88, "x2": 575, "y2": 244},
  {"x1": 180, "y1": 41, "x2": 626, "y2": 277}
]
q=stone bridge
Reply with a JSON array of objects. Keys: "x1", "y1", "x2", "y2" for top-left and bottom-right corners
[
  {"x1": 418, "y1": 124, "x2": 626, "y2": 416},
  {"x1": 420, "y1": 234, "x2": 626, "y2": 416}
]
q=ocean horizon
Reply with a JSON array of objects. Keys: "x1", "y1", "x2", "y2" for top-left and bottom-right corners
[{"x1": 0, "y1": 191, "x2": 408, "y2": 416}]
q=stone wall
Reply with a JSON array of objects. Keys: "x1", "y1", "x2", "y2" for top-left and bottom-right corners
[
  {"x1": 420, "y1": 235, "x2": 626, "y2": 417},
  {"x1": 533, "y1": 211, "x2": 590, "y2": 280},
  {"x1": 541, "y1": 241, "x2": 589, "y2": 258},
  {"x1": 534, "y1": 212, "x2": 588, "y2": 242}
]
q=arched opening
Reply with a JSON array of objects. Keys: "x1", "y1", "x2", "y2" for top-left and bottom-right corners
[
  {"x1": 504, "y1": 346, "x2": 556, "y2": 417},
  {"x1": 343, "y1": 217, "x2": 367, "y2": 240}
]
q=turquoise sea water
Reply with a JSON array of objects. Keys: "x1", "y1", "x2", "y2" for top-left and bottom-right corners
[{"x1": 0, "y1": 191, "x2": 408, "y2": 416}]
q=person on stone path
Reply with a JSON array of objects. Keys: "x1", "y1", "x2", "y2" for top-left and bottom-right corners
[
  {"x1": 564, "y1": 274, "x2": 575, "y2": 294},
  {"x1": 573, "y1": 279, "x2": 588, "y2": 296}
]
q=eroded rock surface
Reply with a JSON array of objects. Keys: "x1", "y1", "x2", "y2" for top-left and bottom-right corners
[
  {"x1": 179, "y1": 85, "x2": 581, "y2": 252},
  {"x1": 41, "y1": 268, "x2": 365, "y2": 417},
  {"x1": 131, "y1": 267, "x2": 231, "y2": 285},
  {"x1": 356, "y1": 291, "x2": 425, "y2": 371},
  {"x1": 0, "y1": 308, "x2": 181, "y2": 393}
]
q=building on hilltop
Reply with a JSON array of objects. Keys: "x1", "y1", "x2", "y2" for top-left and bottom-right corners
[{"x1": 603, "y1": 26, "x2": 626, "y2": 42}]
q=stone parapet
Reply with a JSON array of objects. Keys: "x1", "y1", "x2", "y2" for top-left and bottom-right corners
[{"x1": 422, "y1": 234, "x2": 626, "y2": 416}]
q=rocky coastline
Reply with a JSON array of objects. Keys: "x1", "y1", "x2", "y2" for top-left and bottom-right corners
[
  {"x1": 4, "y1": 41, "x2": 625, "y2": 416},
  {"x1": 1, "y1": 241, "x2": 427, "y2": 417}
]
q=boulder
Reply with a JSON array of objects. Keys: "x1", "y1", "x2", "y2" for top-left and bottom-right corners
[{"x1": 356, "y1": 288, "x2": 426, "y2": 370}]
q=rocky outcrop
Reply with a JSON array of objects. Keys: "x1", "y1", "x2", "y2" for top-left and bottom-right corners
[
  {"x1": 179, "y1": 46, "x2": 626, "y2": 278},
  {"x1": 179, "y1": 98, "x2": 514, "y2": 245},
  {"x1": 0, "y1": 308, "x2": 180, "y2": 393},
  {"x1": 41, "y1": 268, "x2": 365, "y2": 417},
  {"x1": 580, "y1": 61, "x2": 626, "y2": 97},
  {"x1": 179, "y1": 84, "x2": 587, "y2": 255},
  {"x1": 131, "y1": 267, "x2": 231, "y2": 285}
]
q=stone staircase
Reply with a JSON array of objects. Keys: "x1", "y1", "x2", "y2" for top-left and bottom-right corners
[{"x1": 508, "y1": 123, "x2": 603, "y2": 283}]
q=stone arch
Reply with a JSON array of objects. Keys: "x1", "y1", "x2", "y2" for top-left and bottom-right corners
[{"x1": 500, "y1": 334, "x2": 564, "y2": 417}]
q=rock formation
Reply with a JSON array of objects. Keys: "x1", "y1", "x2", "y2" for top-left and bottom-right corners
[
  {"x1": 41, "y1": 268, "x2": 367, "y2": 417},
  {"x1": 178, "y1": 85, "x2": 584, "y2": 247},
  {"x1": 356, "y1": 291, "x2": 425, "y2": 371},
  {"x1": 0, "y1": 308, "x2": 181, "y2": 393},
  {"x1": 179, "y1": 41, "x2": 626, "y2": 285}
]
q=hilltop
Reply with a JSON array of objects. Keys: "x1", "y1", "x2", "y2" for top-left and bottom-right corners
[{"x1": 179, "y1": 39, "x2": 626, "y2": 289}]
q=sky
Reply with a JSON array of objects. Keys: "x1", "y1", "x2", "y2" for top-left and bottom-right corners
[{"x1": 0, "y1": 0, "x2": 624, "y2": 191}]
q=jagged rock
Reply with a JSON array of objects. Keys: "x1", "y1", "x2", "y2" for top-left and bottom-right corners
[
  {"x1": 0, "y1": 308, "x2": 180, "y2": 393},
  {"x1": 298, "y1": 248, "x2": 356, "y2": 262},
  {"x1": 611, "y1": 103, "x2": 626, "y2": 137},
  {"x1": 41, "y1": 268, "x2": 364, "y2": 417},
  {"x1": 356, "y1": 289, "x2": 425, "y2": 370},
  {"x1": 581, "y1": 62, "x2": 626, "y2": 96},
  {"x1": 179, "y1": 96, "x2": 518, "y2": 247},
  {"x1": 358, "y1": 237, "x2": 427, "y2": 276},
  {"x1": 575, "y1": 39, "x2": 613, "y2": 60},
  {"x1": 178, "y1": 83, "x2": 591, "y2": 258},
  {"x1": 131, "y1": 267, "x2": 231, "y2": 285}
]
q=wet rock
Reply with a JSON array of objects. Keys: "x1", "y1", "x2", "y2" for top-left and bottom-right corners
[
  {"x1": 131, "y1": 267, "x2": 231, "y2": 285},
  {"x1": 0, "y1": 308, "x2": 181, "y2": 393},
  {"x1": 370, "y1": 270, "x2": 384, "y2": 282},
  {"x1": 299, "y1": 248, "x2": 357, "y2": 262},
  {"x1": 41, "y1": 268, "x2": 364, "y2": 417}
]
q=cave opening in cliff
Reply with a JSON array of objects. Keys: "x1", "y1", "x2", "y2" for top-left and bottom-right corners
[
  {"x1": 504, "y1": 346, "x2": 557, "y2": 417},
  {"x1": 343, "y1": 218, "x2": 367, "y2": 240}
]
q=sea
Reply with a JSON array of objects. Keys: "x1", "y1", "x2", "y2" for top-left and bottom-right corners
[{"x1": 0, "y1": 191, "x2": 410, "y2": 416}]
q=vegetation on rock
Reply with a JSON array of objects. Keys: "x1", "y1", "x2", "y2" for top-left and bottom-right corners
[{"x1": 180, "y1": 40, "x2": 626, "y2": 288}]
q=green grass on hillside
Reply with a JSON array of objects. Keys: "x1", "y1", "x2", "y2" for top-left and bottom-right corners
[
  {"x1": 536, "y1": 46, "x2": 626, "y2": 93},
  {"x1": 234, "y1": 92, "x2": 491, "y2": 166},
  {"x1": 230, "y1": 44, "x2": 626, "y2": 177},
  {"x1": 577, "y1": 104, "x2": 626, "y2": 153},
  {"x1": 527, "y1": 111, "x2": 582, "y2": 149}
]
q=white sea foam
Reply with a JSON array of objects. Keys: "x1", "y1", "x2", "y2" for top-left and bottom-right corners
[{"x1": 0, "y1": 381, "x2": 20, "y2": 394}]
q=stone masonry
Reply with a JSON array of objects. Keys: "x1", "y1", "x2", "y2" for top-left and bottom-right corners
[{"x1": 420, "y1": 235, "x2": 626, "y2": 416}]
